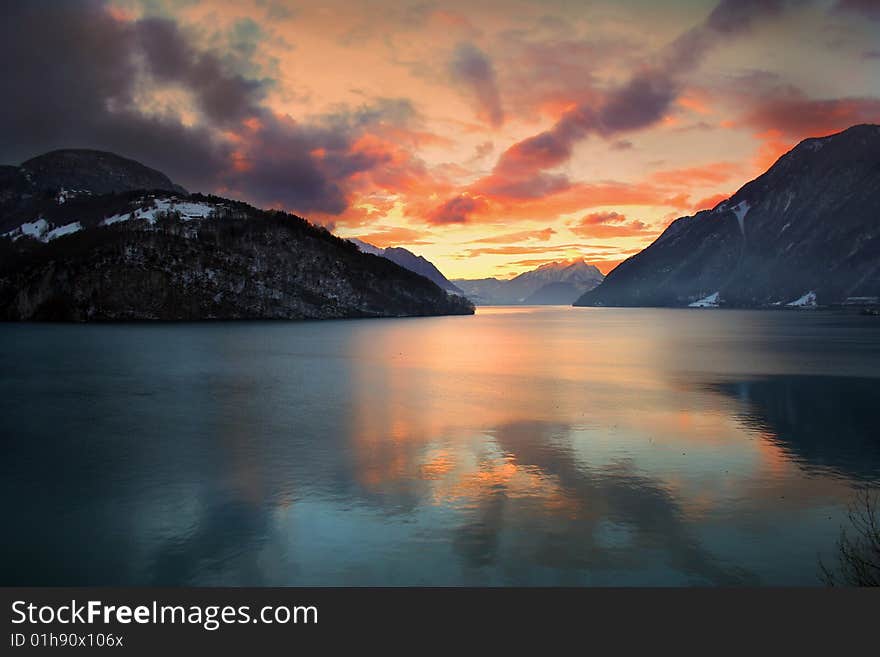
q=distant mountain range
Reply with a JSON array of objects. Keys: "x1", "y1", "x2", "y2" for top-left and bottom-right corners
[
  {"x1": 349, "y1": 239, "x2": 464, "y2": 295},
  {"x1": 455, "y1": 260, "x2": 604, "y2": 305},
  {"x1": 6, "y1": 123, "x2": 877, "y2": 319},
  {"x1": 347, "y1": 240, "x2": 604, "y2": 305},
  {"x1": 576, "y1": 124, "x2": 880, "y2": 308},
  {"x1": 0, "y1": 150, "x2": 473, "y2": 320}
]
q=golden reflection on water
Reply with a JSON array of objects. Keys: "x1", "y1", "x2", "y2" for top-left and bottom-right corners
[
  {"x1": 147, "y1": 306, "x2": 875, "y2": 583},
  {"x1": 3, "y1": 308, "x2": 878, "y2": 585},
  {"x1": 346, "y1": 307, "x2": 861, "y2": 546}
]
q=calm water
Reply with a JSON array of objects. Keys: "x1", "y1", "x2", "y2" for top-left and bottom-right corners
[{"x1": 2, "y1": 307, "x2": 879, "y2": 586}]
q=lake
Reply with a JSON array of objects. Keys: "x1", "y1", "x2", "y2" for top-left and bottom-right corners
[{"x1": 2, "y1": 306, "x2": 879, "y2": 586}]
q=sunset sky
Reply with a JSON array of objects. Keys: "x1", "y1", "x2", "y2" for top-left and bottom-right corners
[{"x1": 3, "y1": 0, "x2": 879, "y2": 278}]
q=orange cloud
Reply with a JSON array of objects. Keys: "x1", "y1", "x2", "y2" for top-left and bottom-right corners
[
  {"x1": 650, "y1": 161, "x2": 742, "y2": 186},
  {"x1": 229, "y1": 149, "x2": 252, "y2": 173},
  {"x1": 751, "y1": 129, "x2": 796, "y2": 173},
  {"x1": 693, "y1": 192, "x2": 729, "y2": 212},
  {"x1": 570, "y1": 212, "x2": 656, "y2": 239},
  {"x1": 591, "y1": 258, "x2": 628, "y2": 274},
  {"x1": 578, "y1": 211, "x2": 627, "y2": 225},
  {"x1": 495, "y1": 182, "x2": 691, "y2": 222},
  {"x1": 462, "y1": 243, "x2": 591, "y2": 259},
  {"x1": 677, "y1": 90, "x2": 712, "y2": 115},
  {"x1": 426, "y1": 194, "x2": 489, "y2": 225},
  {"x1": 426, "y1": 177, "x2": 693, "y2": 227},
  {"x1": 375, "y1": 126, "x2": 456, "y2": 149},
  {"x1": 471, "y1": 228, "x2": 556, "y2": 243},
  {"x1": 353, "y1": 226, "x2": 434, "y2": 247}
]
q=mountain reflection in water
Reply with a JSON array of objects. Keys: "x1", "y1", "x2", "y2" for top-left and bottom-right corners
[{"x1": 1, "y1": 307, "x2": 878, "y2": 585}]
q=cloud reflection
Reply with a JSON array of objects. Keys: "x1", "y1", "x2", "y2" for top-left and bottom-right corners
[{"x1": 3, "y1": 311, "x2": 879, "y2": 585}]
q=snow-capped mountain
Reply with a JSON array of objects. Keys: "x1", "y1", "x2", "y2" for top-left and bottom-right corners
[
  {"x1": 349, "y1": 239, "x2": 464, "y2": 294},
  {"x1": 576, "y1": 124, "x2": 880, "y2": 308},
  {"x1": 0, "y1": 150, "x2": 474, "y2": 320},
  {"x1": 454, "y1": 259, "x2": 604, "y2": 305}
]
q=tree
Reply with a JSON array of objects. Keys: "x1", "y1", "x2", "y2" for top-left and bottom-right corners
[{"x1": 820, "y1": 489, "x2": 880, "y2": 586}]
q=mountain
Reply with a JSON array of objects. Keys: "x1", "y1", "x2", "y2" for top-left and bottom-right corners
[
  {"x1": 1, "y1": 150, "x2": 186, "y2": 225},
  {"x1": 455, "y1": 259, "x2": 604, "y2": 305},
  {"x1": 0, "y1": 152, "x2": 474, "y2": 321},
  {"x1": 0, "y1": 149, "x2": 188, "y2": 236},
  {"x1": 349, "y1": 239, "x2": 464, "y2": 294},
  {"x1": 710, "y1": 376, "x2": 880, "y2": 481},
  {"x1": 575, "y1": 124, "x2": 880, "y2": 308},
  {"x1": 523, "y1": 281, "x2": 587, "y2": 305},
  {"x1": 446, "y1": 277, "x2": 510, "y2": 305}
]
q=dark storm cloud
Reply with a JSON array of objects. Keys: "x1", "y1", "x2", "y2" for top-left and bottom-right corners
[
  {"x1": 219, "y1": 100, "x2": 419, "y2": 214},
  {"x1": 596, "y1": 71, "x2": 679, "y2": 134},
  {"x1": 0, "y1": 0, "x2": 230, "y2": 190},
  {"x1": 0, "y1": 0, "x2": 407, "y2": 216},
  {"x1": 222, "y1": 113, "x2": 392, "y2": 214},
  {"x1": 449, "y1": 42, "x2": 505, "y2": 128},
  {"x1": 134, "y1": 17, "x2": 269, "y2": 126}
]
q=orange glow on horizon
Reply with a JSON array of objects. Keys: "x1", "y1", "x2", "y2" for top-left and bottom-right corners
[{"x1": 102, "y1": 0, "x2": 880, "y2": 280}]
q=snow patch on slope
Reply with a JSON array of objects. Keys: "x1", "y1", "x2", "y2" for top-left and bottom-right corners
[
  {"x1": 45, "y1": 222, "x2": 83, "y2": 241},
  {"x1": 3, "y1": 219, "x2": 83, "y2": 242},
  {"x1": 3, "y1": 196, "x2": 220, "y2": 244},
  {"x1": 732, "y1": 201, "x2": 750, "y2": 235},
  {"x1": 19, "y1": 219, "x2": 50, "y2": 240},
  {"x1": 786, "y1": 291, "x2": 817, "y2": 308},
  {"x1": 102, "y1": 198, "x2": 217, "y2": 226},
  {"x1": 3, "y1": 218, "x2": 49, "y2": 241},
  {"x1": 688, "y1": 291, "x2": 720, "y2": 308}
]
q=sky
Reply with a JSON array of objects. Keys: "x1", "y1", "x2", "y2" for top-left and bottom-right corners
[{"x1": 2, "y1": 0, "x2": 879, "y2": 279}]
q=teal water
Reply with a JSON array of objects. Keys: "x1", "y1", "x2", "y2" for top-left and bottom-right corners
[{"x1": 2, "y1": 307, "x2": 879, "y2": 585}]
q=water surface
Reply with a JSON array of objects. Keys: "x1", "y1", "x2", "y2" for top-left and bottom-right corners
[{"x1": 2, "y1": 307, "x2": 879, "y2": 585}]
